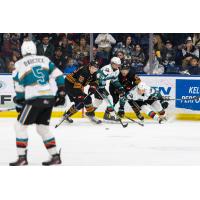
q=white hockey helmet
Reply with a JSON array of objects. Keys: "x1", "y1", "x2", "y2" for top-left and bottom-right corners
[
  {"x1": 111, "y1": 57, "x2": 121, "y2": 65},
  {"x1": 137, "y1": 82, "x2": 148, "y2": 90},
  {"x1": 21, "y1": 41, "x2": 37, "y2": 56}
]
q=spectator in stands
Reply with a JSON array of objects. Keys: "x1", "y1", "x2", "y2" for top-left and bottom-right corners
[
  {"x1": 37, "y1": 34, "x2": 55, "y2": 59},
  {"x1": 64, "y1": 57, "x2": 78, "y2": 74},
  {"x1": 73, "y1": 36, "x2": 90, "y2": 66},
  {"x1": 144, "y1": 50, "x2": 164, "y2": 75},
  {"x1": 6, "y1": 48, "x2": 21, "y2": 73},
  {"x1": 52, "y1": 47, "x2": 67, "y2": 72},
  {"x1": 7, "y1": 61, "x2": 15, "y2": 73},
  {"x1": 93, "y1": 46, "x2": 104, "y2": 67},
  {"x1": 0, "y1": 56, "x2": 7, "y2": 73},
  {"x1": 112, "y1": 35, "x2": 134, "y2": 60},
  {"x1": 1, "y1": 33, "x2": 12, "y2": 60},
  {"x1": 59, "y1": 35, "x2": 74, "y2": 59},
  {"x1": 153, "y1": 34, "x2": 164, "y2": 59},
  {"x1": 162, "y1": 40, "x2": 178, "y2": 73},
  {"x1": 180, "y1": 57, "x2": 200, "y2": 75},
  {"x1": 116, "y1": 51, "x2": 125, "y2": 61},
  {"x1": 181, "y1": 37, "x2": 199, "y2": 67},
  {"x1": 95, "y1": 33, "x2": 116, "y2": 64},
  {"x1": 131, "y1": 44, "x2": 146, "y2": 71},
  {"x1": 188, "y1": 57, "x2": 200, "y2": 75}
]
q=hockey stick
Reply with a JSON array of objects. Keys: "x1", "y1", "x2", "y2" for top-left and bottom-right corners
[
  {"x1": 95, "y1": 89, "x2": 128, "y2": 128},
  {"x1": 0, "y1": 107, "x2": 15, "y2": 112},
  {"x1": 55, "y1": 93, "x2": 92, "y2": 128},
  {"x1": 133, "y1": 96, "x2": 200, "y2": 102},
  {"x1": 124, "y1": 116, "x2": 144, "y2": 127}
]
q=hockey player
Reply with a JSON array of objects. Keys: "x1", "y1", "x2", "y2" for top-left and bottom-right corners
[
  {"x1": 126, "y1": 82, "x2": 167, "y2": 123},
  {"x1": 109, "y1": 60, "x2": 144, "y2": 121},
  {"x1": 93, "y1": 57, "x2": 124, "y2": 121},
  {"x1": 10, "y1": 41, "x2": 66, "y2": 166},
  {"x1": 62, "y1": 60, "x2": 101, "y2": 124}
]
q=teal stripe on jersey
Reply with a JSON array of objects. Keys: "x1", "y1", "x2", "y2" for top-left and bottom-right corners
[
  {"x1": 49, "y1": 62, "x2": 55, "y2": 74},
  {"x1": 13, "y1": 73, "x2": 19, "y2": 82},
  {"x1": 16, "y1": 92, "x2": 25, "y2": 99},
  {"x1": 55, "y1": 75, "x2": 65, "y2": 86}
]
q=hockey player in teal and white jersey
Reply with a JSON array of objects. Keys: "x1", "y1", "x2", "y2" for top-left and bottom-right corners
[
  {"x1": 93, "y1": 57, "x2": 125, "y2": 121},
  {"x1": 10, "y1": 41, "x2": 66, "y2": 166}
]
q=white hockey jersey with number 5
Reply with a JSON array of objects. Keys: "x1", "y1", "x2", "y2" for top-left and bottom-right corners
[{"x1": 12, "y1": 55, "x2": 65, "y2": 101}]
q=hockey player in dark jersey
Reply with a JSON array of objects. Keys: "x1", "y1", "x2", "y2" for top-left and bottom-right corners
[
  {"x1": 62, "y1": 60, "x2": 101, "y2": 124},
  {"x1": 109, "y1": 60, "x2": 144, "y2": 121}
]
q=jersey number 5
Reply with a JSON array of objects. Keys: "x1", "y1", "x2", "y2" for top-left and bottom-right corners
[{"x1": 32, "y1": 66, "x2": 46, "y2": 85}]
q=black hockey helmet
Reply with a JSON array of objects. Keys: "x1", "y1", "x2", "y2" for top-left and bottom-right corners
[
  {"x1": 121, "y1": 59, "x2": 131, "y2": 70},
  {"x1": 89, "y1": 60, "x2": 100, "y2": 69}
]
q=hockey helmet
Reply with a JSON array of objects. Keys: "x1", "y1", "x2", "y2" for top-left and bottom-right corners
[
  {"x1": 111, "y1": 57, "x2": 121, "y2": 65},
  {"x1": 21, "y1": 41, "x2": 37, "y2": 56}
]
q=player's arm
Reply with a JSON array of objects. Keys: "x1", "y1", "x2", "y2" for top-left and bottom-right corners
[
  {"x1": 111, "y1": 74, "x2": 124, "y2": 96},
  {"x1": 12, "y1": 69, "x2": 25, "y2": 112},
  {"x1": 49, "y1": 62, "x2": 66, "y2": 106},
  {"x1": 88, "y1": 73, "x2": 99, "y2": 94}
]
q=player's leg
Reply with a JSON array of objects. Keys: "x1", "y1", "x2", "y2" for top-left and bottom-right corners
[
  {"x1": 128, "y1": 100, "x2": 144, "y2": 121},
  {"x1": 93, "y1": 89, "x2": 104, "y2": 110},
  {"x1": 36, "y1": 107, "x2": 61, "y2": 165},
  {"x1": 141, "y1": 104, "x2": 163, "y2": 123},
  {"x1": 10, "y1": 104, "x2": 36, "y2": 166},
  {"x1": 151, "y1": 100, "x2": 167, "y2": 120}
]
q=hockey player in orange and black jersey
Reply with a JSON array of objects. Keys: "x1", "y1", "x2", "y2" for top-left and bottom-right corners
[
  {"x1": 109, "y1": 60, "x2": 144, "y2": 121},
  {"x1": 62, "y1": 60, "x2": 101, "y2": 124}
]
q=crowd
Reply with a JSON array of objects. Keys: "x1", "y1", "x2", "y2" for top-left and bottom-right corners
[{"x1": 0, "y1": 33, "x2": 200, "y2": 75}]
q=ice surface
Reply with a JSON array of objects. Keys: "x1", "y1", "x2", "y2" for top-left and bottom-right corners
[{"x1": 0, "y1": 118, "x2": 200, "y2": 165}]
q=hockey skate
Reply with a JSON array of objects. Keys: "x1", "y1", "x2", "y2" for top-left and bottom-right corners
[
  {"x1": 9, "y1": 151, "x2": 28, "y2": 166},
  {"x1": 136, "y1": 112, "x2": 144, "y2": 124},
  {"x1": 42, "y1": 150, "x2": 62, "y2": 166},
  {"x1": 103, "y1": 110, "x2": 120, "y2": 122},
  {"x1": 63, "y1": 112, "x2": 73, "y2": 123},
  {"x1": 117, "y1": 110, "x2": 125, "y2": 118},
  {"x1": 85, "y1": 112, "x2": 102, "y2": 124},
  {"x1": 158, "y1": 117, "x2": 165, "y2": 124}
]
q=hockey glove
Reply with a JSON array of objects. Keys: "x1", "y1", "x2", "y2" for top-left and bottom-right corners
[
  {"x1": 13, "y1": 96, "x2": 25, "y2": 113},
  {"x1": 117, "y1": 87, "x2": 125, "y2": 97},
  {"x1": 88, "y1": 85, "x2": 97, "y2": 95},
  {"x1": 55, "y1": 87, "x2": 66, "y2": 107},
  {"x1": 161, "y1": 101, "x2": 169, "y2": 109}
]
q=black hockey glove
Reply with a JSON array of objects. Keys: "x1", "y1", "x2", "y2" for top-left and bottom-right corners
[
  {"x1": 161, "y1": 101, "x2": 169, "y2": 109},
  {"x1": 88, "y1": 85, "x2": 98, "y2": 95},
  {"x1": 54, "y1": 87, "x2": 66, "y2": 107},
  {"x1": 148, "y1": 95, "x2": 158, "y2": 101},
  {"x1": 117, "y1": 87, "x2": 125, "y2": 97},
  {"x1": 13, "y1": 96, "x2": 25, "y2": 113}
]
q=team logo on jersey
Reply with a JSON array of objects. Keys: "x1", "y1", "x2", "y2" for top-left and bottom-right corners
[
  {"x1": 105, "y1": 68, "x2": 110, "y2": 72},
  {"x1": 0, "y1": 81, "x2": 6, "y2": 90},
  {"x1": 78, "y1": 76, "x2": 85, "y2": 83}
]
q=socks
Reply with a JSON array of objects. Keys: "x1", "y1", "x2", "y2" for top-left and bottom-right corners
[{"x1": 36, "y1": 125, "x2": 57, "y2": 156}]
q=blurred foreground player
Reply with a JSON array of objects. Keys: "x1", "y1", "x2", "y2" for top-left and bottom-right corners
[
  {"x1": 109, "y1": 60, "x2": 144, "y2": 121},
  {"x1": 126, "y1": 82, "x2": 167, "y2": 123},
  {"x1": 10, "y1": 41, "x2": 66, "y2": 166},
  {"x1": 62, "y1": 60, "x2": 101, "y2": 124}
]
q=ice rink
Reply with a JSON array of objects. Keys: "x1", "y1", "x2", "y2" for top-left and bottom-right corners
[{"x1": 0, "y1": 118, "x2": 200, "y2": 165}]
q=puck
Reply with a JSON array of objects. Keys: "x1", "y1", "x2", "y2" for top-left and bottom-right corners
[{"x1": 105, "y1": 127, "x2": 109, "y2": 130}]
